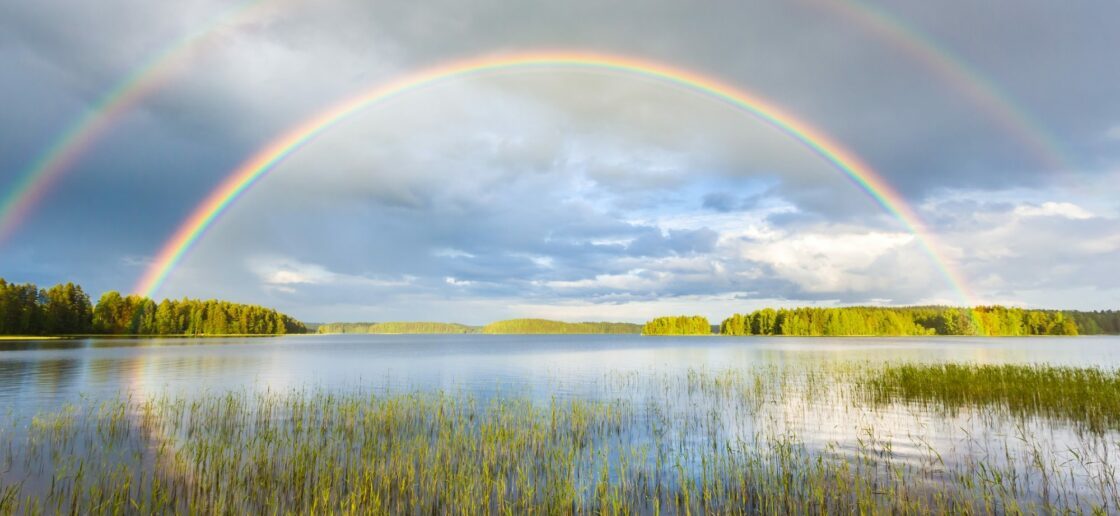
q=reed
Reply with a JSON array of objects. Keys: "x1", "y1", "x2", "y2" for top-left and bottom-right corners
[{"x1": 858, "y1": 363, "x2": 1120, "y2": 433}]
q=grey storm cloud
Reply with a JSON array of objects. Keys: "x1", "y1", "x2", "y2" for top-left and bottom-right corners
[{"x1": 1, "y1": 0, "x2": 1118, "y2": 320}]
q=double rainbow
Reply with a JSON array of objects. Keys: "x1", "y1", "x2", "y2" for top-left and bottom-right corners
[
  {"x1": 132, "y1": 51, "x2": 975, "y2": 303},
  {"x1": 1, "y1": 2, "x2": 1068, "y2": 254}
]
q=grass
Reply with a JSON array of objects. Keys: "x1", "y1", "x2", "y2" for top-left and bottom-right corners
[
  {"x1": 2, "y1": 363, "x2": 1119, "y2": 513},
  {"x1": 858, "y1": 363, "x2": 1120, "y2": 433}
]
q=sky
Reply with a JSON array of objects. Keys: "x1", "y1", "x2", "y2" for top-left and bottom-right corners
[{"x1": 1, "y1": 0, "x2": 1118, "y2": 324}]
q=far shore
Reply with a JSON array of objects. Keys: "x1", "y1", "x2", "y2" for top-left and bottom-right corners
[
  {"x1": 0, "y1": 334, "x2": 284, "y2": 340},
  {"x1": 312, "y1": 332, "x2": 1097, "y2": 337},
  {"x1": 1, "y1": 332, "x2": 1110, "y2": 341}
]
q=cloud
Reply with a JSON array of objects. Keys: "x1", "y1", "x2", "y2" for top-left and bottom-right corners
[
  {"x1": 444, "y1": 276, "x2": 475, "y2": 287},
  {"x1": 2, "y1": 0, "x2": 1119, "y2": 320},
  {"x1": 249, "y1": 257, "x2": 336, "y2": 285},
  {"x1": 1013, "y1": 201, "x2": 1094, "y2": 220},
  {"x1": 248, "y1": 256, "x2": 414, "y2": 291},
  {"x1": 734, "y1": 230, "x2": 920, "y2": 294},
  {"x1": 541, "y1": 269, "x2": 668, "y2": 291}
]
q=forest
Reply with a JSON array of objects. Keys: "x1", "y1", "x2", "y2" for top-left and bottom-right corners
[
  {"x1": 317, "y1": 322, "x2": 476, "y2": 334},
  {"x1": 315, "y1": 319, "x2": 642, "y2": 335},
  {"x1": 641, "y1": 316, "x2": 713, "y2": 336},
  {"x1": 481, "y1": 319, "x2": 643, "y2": 334},
  {"x1": 717, "y1": 306, "x2": 1120, "y2": 336},
  {"x1": 0, "y1": 277, "x2": 305, "y2": 336}
]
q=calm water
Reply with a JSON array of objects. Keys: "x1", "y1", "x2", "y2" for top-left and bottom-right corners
[{"x1": 2, "y1": 333, "x2": 1118, "y2": 416}]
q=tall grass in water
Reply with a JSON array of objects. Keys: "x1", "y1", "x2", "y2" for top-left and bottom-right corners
[
  {"x1": 859, "y1": 363, "x2": 1120, "y2": 433},
  {"x1": 0, "y1": 364, "x2": 1118, "y2": 513}
]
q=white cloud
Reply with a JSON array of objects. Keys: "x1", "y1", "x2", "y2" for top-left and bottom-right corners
[
  {"x1": 736, "y1": 231, "x2": 916, "y2": 293},
  {"x1": 434, "y1": 248, "x2": 475, "y2": 259},
  {"x1": 1079, "y1": 234, "x2": 1120, "y2": 254},
  {"x1": 1013, "y1": 202, "x2": 1094, "y2": 220},
  {"x1": 249, "y1": 257, "x2": 336, "y2": 285},
  {"x1": 248, "y1": 256, "x2": 413, "y2": 288},
  {"x1": 541, "y1": 269, "x2": 669, "y2": 291}
]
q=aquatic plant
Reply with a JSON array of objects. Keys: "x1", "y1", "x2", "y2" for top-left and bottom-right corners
[{"x1": 858, "y1": 362, "x2": 1120, "y2": 433}]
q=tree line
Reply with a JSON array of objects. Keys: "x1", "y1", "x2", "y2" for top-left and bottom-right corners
[
  {"x1": 719, "y1": 307, "x2": 931, "y2": 336},
  {"x1": 716, "y1": 306, "x2": 1118, "y2": 337},
  {"x1": 642, "y1": 316, "x2": 712, "y2": 336},
  {"x1": 316, "y1": 319, "x2": 645, "y2": 335},
  {"x1": 481, "y1": 319, "x2": 643, "y2": 335},
  {"x1": 639, "y1": 307, "x2": 1119, "y2": 337},
  {"x1": 0, "y1": 279, "x2": 93, "y2": 334},
  {"x1": 317, "y1": 322, "x2": 476, "y2": 334},
  {"x1": 0, "y1": 277, "x2": 306, "y2": 336}
]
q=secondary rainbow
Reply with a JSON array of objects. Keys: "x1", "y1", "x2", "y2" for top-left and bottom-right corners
[
  {"x1": 826, "y1": 0, "x2": 1070, "y2": 171},
  {"x1": 0, "y1": 0, "x2": 273, "y2": 245},
  {"x1": 133, "y1": 51, "x2": 976, "y2": 304}
]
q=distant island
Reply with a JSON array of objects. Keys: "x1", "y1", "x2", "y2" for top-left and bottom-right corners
[
  {"x1": 643, "y1": 306, "x2": 1120, "y2": 336},
  {"x1": 317, "y1": 322, "x2": 476, "y2": 334},
  {"x1": 481, "y1": 319, "x2": 642, "y2": 335},
  {"x1": 316, "y1": 319, "x2": 643, "y2": 335}
]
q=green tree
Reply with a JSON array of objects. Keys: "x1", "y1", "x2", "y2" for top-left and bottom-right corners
[{"x1": 642, "y1": 316, "x2": 711, "y2": 336}]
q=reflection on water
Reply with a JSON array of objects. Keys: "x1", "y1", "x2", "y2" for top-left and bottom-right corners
[{"x1": 2, "y1": 334, "x2": 1118, "y2": 417}]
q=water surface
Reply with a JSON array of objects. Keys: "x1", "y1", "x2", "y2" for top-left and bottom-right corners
[{"x1": 2, "y1": 334, "x2": 1117, "y2": 416}]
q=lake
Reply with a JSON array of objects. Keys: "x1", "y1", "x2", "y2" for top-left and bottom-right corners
[
  {"x1": 3, "y1": 334, "x2": 1119, "y2": 512},
  {"x1": 4, "y1": 334, "x2": 1119, "y2": 415}
]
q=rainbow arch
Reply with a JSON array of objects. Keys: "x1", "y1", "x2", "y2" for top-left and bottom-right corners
[
  {"x1": 0, "y1": 0, "x2": 272, "y2": 245},
  {"x1": 133, "y1": 51, "x2": 975, "y2": 303}
]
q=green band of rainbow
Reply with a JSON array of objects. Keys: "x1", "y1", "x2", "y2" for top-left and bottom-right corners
[
  {"x1": 133, "y1": 51, "x2": 975, "y2": 304},
  {"x1": 0, "y1": 0, "x2": 269, "y2": 244}
]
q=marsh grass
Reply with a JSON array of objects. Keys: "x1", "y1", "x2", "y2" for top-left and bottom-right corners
[
  {"x1": 859, "y1": 363, "x2": 1120, "y2": 434},
  {"x1": 1, "y1": 363, "x2": 1118, "y2": 514}
]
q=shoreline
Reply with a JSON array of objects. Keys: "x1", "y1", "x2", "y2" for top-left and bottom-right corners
[
  {"x1": 2, "y1": 333, "x2": 1114, "y2": 340},
  {"x1": 314, "y1": 332, "x2": 1110, "y2": 337},
  {"x1": 0, "y1": 333, "x2": 287, "y2": 340}
]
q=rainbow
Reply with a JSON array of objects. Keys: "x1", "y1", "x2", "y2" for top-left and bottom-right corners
[
  {"x1": 0, "y1": 0, "x2": 272, "y2": 245},
  {"x1": 827, "y1": 0, "x2": 1070, "y2": 171},
  {"x1": 0, "y1": 2, "x2": 1069, "y2": 251},
  {"x1": 133, "y1": 51, "x2": 976, "y2": 303}
]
